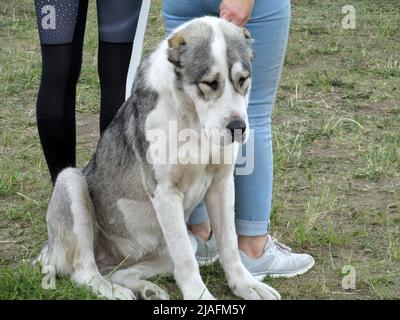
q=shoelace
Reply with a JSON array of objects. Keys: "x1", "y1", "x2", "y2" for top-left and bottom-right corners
[{"x1": 270, "y1": 236, "x2": 292, "y2": 255}]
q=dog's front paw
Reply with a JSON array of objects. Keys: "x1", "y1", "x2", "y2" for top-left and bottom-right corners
[{"x1": 230, "y1": 279, "x2": 281, "y2": 300}]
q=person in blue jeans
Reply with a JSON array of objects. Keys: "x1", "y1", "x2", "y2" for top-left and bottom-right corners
[{"x1": 163, "y1": 0, "x2": 315, "y2": 278}]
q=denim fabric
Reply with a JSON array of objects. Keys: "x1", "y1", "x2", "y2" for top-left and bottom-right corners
[{"x1": 162, "y1": 0, "x2": 290, "y2": 236}]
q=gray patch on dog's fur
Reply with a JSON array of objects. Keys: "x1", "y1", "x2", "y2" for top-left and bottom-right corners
[
  {"x1": 221, "y1": 25, "x2": 253, "y2": 93},
  {"x1": 83, "y1": 61, "x2": 158, "y2": 238},
  {"x1": 169, "y1": 21, "x2": 215, "y2": 93},
  {"x1": 129, "y1": 62, "x2": 159, "y2": 197}
]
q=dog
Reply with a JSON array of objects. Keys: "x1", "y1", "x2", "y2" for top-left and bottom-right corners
[{"x1": 34, "y1": 16, "x2": 281, "y2": 300}]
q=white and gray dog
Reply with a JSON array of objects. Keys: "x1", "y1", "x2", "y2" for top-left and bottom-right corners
[{"x1": 35, "y1": 17, "x2": 281, "y2": 300}]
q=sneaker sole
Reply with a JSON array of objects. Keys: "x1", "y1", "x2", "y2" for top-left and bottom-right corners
[
  {"x1": 253, "y1": 259, "x2": 315, "y2": 281},
  {"x1": 197, "y1": 254, "x2": 219, "y2": 267}
]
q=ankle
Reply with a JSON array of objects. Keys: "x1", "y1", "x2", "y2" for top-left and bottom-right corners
[
  {"x1": 238, "y1": 235, "x2": 267, "y2": 258},
  {"x1": 188, "y1": 221, "x2": 212, "y2": 241}
]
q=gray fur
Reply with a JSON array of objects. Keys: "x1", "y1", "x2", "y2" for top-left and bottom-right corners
[
  {"x1": 83, "y1": 61, "x2": 158, "y2": 239},
  {"x1": 169, "y1": 21, "x2": 215, "y2": 93},
  {"x1": 221, "y1": 25, "x2": 254, "y2": 94}
]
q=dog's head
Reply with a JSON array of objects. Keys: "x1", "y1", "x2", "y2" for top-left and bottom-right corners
[{"x1": 167, "y1": 17, "x2": 254, "y2": 146}]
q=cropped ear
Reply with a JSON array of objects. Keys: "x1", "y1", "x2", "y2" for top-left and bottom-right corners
[{"x1": 167, "y1": 31, "x2": 186, "y2": 67}]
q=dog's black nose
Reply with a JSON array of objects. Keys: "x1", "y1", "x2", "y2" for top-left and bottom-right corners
[{"x1": 226, "y1": 119, "x2": 246, "y2": 140}]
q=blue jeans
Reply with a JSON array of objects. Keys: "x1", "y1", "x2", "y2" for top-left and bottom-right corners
[{"x1": 162, "y1": 0, "x2": 290, "y2": 236}]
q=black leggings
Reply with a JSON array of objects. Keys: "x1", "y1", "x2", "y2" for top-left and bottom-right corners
[{"x1": 34, "y1": 0, "x2": 143, "y2": 183}]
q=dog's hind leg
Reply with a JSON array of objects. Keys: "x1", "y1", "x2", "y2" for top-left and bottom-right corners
[
  {"x1": 41, "y1": 168, "x2": 135, "y2": 300},
  {"x1": 108, "y1": 253, "x2": 173, "y2": 300}
]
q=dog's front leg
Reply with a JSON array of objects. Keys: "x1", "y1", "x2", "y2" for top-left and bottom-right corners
[
  {"x1": 152, "y1": 186, "x2": 215, "y2": 300},
  {"x1": 205, "y1": 175, "x2": 281, "y2": 300}
]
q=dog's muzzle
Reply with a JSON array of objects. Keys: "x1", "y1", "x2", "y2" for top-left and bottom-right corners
[{"x1": 226, "y1": 118, "x2": 246, "y2": 143}]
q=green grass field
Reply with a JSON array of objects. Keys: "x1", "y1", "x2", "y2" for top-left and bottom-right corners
[{"x1": 0, "y1": 0, "x2": 399, "y2": 299}]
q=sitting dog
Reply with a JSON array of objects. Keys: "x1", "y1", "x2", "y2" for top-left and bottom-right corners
[{"x1": 35, "y1": 16, "x2": 280, "y2": 300}]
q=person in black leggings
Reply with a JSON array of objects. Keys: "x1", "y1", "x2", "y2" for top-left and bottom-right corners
[{"x1": 34, "y1": 0, "x2": 143, "y2": 184}]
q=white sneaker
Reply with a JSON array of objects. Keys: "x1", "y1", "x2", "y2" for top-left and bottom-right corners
[
  {"x1": 239, "y1": 235, "x2": 315, "y2": 280},
  {"x1": 188, "y1": 231, "x2": 219, "y2": 267}
]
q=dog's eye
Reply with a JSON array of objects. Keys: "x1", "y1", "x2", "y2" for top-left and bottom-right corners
[
  {"x1": 239, "y1": 76, "x2": 249, "y2": 87},
  {"x1": 203, "y1": 80, "x2": 218, "y2": 91}
]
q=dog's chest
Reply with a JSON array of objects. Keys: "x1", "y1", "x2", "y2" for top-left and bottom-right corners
[{"x1": 178, "y1": 165, "x2": 216, "y2": 215}]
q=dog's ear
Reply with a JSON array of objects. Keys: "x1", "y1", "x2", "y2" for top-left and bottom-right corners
[
  {"x1": 242, "y1": 27, "x2": 254, "y2": 61},
  {"x1": 167, "y1": 31, "x2": 186, "y2": 67}
]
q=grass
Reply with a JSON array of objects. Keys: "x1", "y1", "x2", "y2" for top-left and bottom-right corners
[{"x1": 0, "y1": 0, "x2": 399, "y2": 299}]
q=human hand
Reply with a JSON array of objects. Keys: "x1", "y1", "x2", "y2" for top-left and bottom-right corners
[{"x1": 219, "y1": 0, "x2": 255, "y2": 26}]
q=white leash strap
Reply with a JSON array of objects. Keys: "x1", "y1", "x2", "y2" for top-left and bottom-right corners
[{"x1": 125, "y1": 0, "x2": 151, "y2": 100}]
